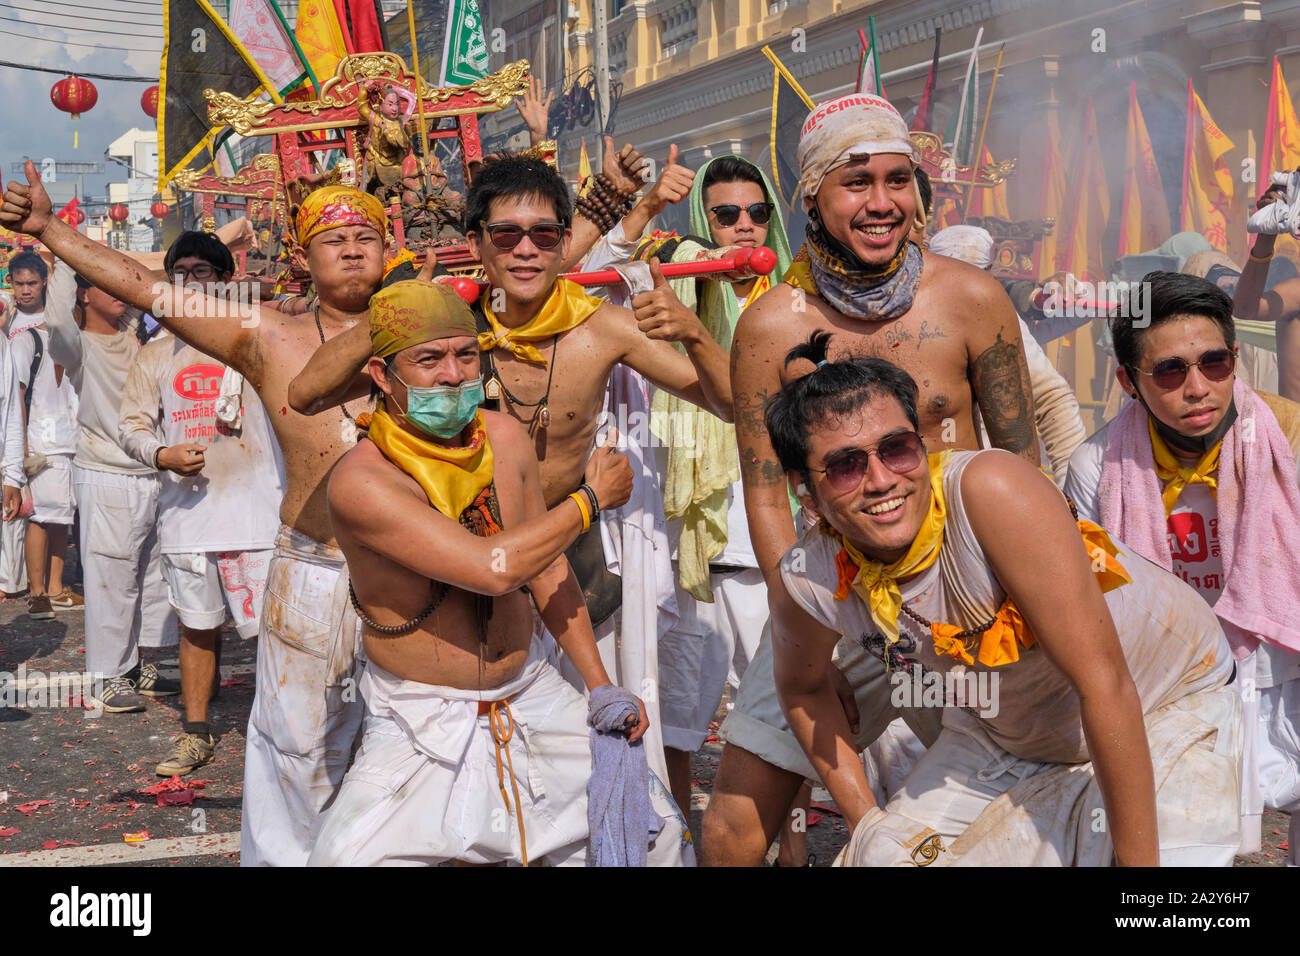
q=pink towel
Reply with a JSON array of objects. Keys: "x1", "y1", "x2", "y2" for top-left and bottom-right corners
[{"x1": 1099, "y1": 378, "x2": 1300, "y2": 657}]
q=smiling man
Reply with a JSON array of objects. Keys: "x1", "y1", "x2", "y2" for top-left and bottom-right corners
[
  {"x1": 767, "y1": 333, "x2": 1242, "y2": 866},
  {"x1": 1064, "y1": 271, "x2": 1300, "y2": 864},
  {"x1": 0, "y1": 165, "x2": 388, "y2": 865},
  {"x1": 702, "y1": 93, "x2": 1040, "y2": 865}
]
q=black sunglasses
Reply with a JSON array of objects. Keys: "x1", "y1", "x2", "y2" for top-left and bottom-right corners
[
  {"x1": 1129, "y1": 349, "x2": 1235, "y2": 390},
  {"x1": 482, "y1": 221, "x2": 565, "y2": 251},
  {"x1": 809, "y1": 431, "x2": 926, "y2": 494},
  {"x1": 169, "y1": 263, "x2": 217, "y2": 282},
  {"x1": 708, "y1": 202, "x2": 774, "y2": 227}
]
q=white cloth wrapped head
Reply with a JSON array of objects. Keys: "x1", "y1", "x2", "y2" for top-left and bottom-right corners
[
  {"x1": 928, "y1": 225, "x2": 995, "y2": 270},
  {"x1": 796, "y1": 93, "x2": 925, "y2": 232}
]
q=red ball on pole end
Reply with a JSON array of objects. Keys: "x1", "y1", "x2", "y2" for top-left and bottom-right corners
[
  {"x1": 746, "y1": 245, "x2": 778, "y2": 276},
  {"x1": 436, "y1": 275, "x2": 482, "y2": 304}
]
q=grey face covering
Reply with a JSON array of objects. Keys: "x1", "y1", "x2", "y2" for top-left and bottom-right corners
[{"x1": 805, "y1": 214, "x2": 924, "y2": 321}]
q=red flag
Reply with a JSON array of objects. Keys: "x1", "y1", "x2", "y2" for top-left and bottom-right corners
[
  {"x1": 333, "y1": 0, "x2": 384, "y2": 54},
  {"x1": 912, "y1": 28, "x2": 942, "y2": 133}
]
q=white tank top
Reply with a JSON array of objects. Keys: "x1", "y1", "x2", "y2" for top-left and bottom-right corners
[{"x1": 780, "y1": 450, "x2": 1232, "y2": 763}]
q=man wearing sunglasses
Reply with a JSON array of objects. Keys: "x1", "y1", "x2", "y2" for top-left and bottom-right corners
[
  {"x1": 769, "y1": 333, "x2": 1242, "y2": 866},
  {"x1": 703, "y1": 94, "x2": 1040, "y2": 866},
  {"x1": 1064, "y1": 270, "x2": 1300, "y2": 865}
]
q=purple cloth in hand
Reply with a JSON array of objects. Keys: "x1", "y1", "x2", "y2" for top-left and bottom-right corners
[{"x1": 587, "y1": 684, "x2": 662, "y2": 866}]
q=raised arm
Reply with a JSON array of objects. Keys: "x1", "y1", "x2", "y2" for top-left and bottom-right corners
[
  {"x1": 731, "y1": 286, "x2": 802, "y2": 583},
  {"x1": 962, "y1": 450, "x2": 1158, "y2": 866},
  {"x1": 620, "y1": 272, "x2": 733, "y2": 420},
  {"x1": 966, "y1": 270, "x2": 1041, "y2": 464},
  {"x1": 2, "y1": 161, "x2": 264, "y2": 375},
  {"x1": 43, "y1": 260, "x2": 83, "y2": 373},
  {"x1": 563, "y1": 137, "x2": 648, "y2": 271},
  {"x1": 287, "y1": 319, "x2": 373, "y2": 414}
]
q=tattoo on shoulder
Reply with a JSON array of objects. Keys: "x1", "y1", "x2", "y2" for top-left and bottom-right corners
[{"x1": 972, "y1": 331, "x2": 1036, "y2": 457}]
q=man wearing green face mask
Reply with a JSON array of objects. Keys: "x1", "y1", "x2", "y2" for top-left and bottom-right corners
[{"x1": 313, "y1": 280, "x2": 694, "y2": 865}]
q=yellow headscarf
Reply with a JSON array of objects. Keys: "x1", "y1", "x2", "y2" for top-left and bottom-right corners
[
  {"x1": 369, "y1": 280, "x2": 477, "y2": 359},
  {"x1": 821, "y1": 451, "x2": 949, "y2": 646},
  {"x1": 478, "y1": 278, "x2": 602, "y2": 366},
  {"x1": 1148, "y1": 416, "x2": 1220, "y2": 516},
  {"x1": 296, "y1": 185, "x2": 387, "y2": 247},
  {"x1": 366, "y1": 406, "x2": 494, "y2": 522}
]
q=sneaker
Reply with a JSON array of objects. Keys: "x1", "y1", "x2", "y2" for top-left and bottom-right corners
[
  {"x1": 131, "y1": 661, "x2": 180, "y2": 698},
  {"x1": 26, "y1": 595, "x2": 53, "y2": 620},
  {"x1": 49, "y1": 590, "x2": 84, "y2": 611},
  {"x1": 155, "y1": 732, "x2": 215, "y2": 776},
  {"x1": 89, "y1": 675, "x2": 147, "y2": 714}
]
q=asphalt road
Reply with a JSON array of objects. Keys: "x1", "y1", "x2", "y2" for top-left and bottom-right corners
[{"x1": 0, "y1": 595, "x2": 1291, "y2": 867}]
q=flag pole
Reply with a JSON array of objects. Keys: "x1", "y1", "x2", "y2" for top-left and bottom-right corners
[
  {"x1": 961, "y1": 44, "x2": 1004, "y2": 218},
  {"x1": 407, "y1": 0, "x2": 434, "y2": 194},
  {"x1": 868, "y1": 16, "x2": 882, "y2": 95}
]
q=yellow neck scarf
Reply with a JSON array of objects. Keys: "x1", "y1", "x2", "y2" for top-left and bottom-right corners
[
  {"x1": 1148, "y1": 417, "x2": 1220, "y2": 516},
  {"x1": 478, "y1": 278, "x2": 603, "y2": 366},
  {"x1": 822, "y1": 451, "x2": 949, "y2": 646},
  {"x1": 367, "y1": 407, "x2": 494, "y2": 521}
]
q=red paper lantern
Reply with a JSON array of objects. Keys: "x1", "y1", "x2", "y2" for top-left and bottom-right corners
[
  {"x1": 71, "y1": 208, "x2": 85, "y2": 226},
  {"x1": 141, "y1": 85, "x2": 159, "y2": 120},
  {"x1": 50, "y1": 76, "x2": 98, "y2": 120},
  {"x1": 151, "y1": 201, "x2": 170, "y2": 219},
  {"x1": 109, "y1": 204, "x2": 130, "y2": 223}
]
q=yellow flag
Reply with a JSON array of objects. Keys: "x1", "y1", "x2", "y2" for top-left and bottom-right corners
[
  {"x1": 1181, "y1": 81, "x2": 1241, "y2": 261},
  {"x1": 967, "y1": 145, "x2": 1010, "y2": 220},
  {"x1": 1038, "y1": 110, "x2": 1066, "y2": 277},
  {"x1": 1059, "y1": 97, "x2": 1109, "y2": 280},
  {"x1": 1261, "y1": 56, "x2": 1300, "y2": 265},
  {"x1": 577, "y1": 136, "x2": 593, "y2": 198},
  {"x1": 1119, "y1": 81, "x2": 1171, "y2": 257},
  {"x1": 294, "y1": 0, "x2": 347, "y2": 90}
]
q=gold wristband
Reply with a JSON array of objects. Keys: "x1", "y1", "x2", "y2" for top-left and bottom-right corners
[
  {"x1": 568, "y1": 491, "x2": 591, "y2": 532},
  {"x1": 1250, "y1": 252, "x2": 1274, "y2": 263}
]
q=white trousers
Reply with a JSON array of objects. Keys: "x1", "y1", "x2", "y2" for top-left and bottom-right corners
[
  {"x1": 0, "y1": 514, "x2": 26, "y2": 593},
  {"x1": 240, "y1": 526, "x2": 364, "y2": 867},
  {"x1": 74, "y1": 466, "x2": 177, "y2": 678},
  {"x1": 658, "y1": 566, "x2": 767, "y2": 752},
  {"x1": 836, "y1": 686, "x2": 1243, "y2": 867},
  {"x1": 1258, "y1": 677, "x2": 1300, "y2": 866}
]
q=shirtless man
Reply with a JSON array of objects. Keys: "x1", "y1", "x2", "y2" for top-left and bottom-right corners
[
  {"x1": 1, "y1": 164, "x2": 387, "y2": 865},
  {"x1": 307, "y1": 281, "x2": 682, "y2": 865},
  {"x1": 701, "y1": 93, "x2": 1040, "y2": 865}
]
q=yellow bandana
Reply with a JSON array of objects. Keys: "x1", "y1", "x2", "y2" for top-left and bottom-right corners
[
  {"x1": 367, "y1": 407, "x2": 494, "y2": 521},
  {"x1": 478, "y1": 278, "x2": 603, "y2": 366},
  {"x1": 1148, "y1": 417, "x2": 1220, "y2": 516},
  {"x1": 928, "y1": 521, "x2": 1131, "y2": 667},
  {"x1": 296, "y1": 185, "x2": 387, "y2": 247},
  {"x1": 823, "y1": 451, "x2": 949, "y2": 646}
]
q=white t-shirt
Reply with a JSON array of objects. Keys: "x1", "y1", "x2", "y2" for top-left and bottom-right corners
[
  {"x1": 117, "y1": 335, "x2": 284, "y2": 553},
  {"x1": 6, "y1": 307, "x2": 44, "y2": 340},
  {"x1": 11, "y1": 327, "x2": 78, "y2": 456}
]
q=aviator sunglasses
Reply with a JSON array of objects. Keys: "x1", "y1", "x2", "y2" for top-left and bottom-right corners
[
  {"x1": 708, "y1": 202, "x2": 775, "y2": 227},
  {"x1": 482, "y1": 221, "x2": 565, "y2": 251},
  {"x1": 1128, "y1": 348, "x2": 1235, "y2": 390},
  {"x1": 810, "y1": 431, "x2": 927, "y2": 494}
]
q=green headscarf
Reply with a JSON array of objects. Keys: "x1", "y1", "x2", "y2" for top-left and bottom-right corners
[{"x1": 649, "y1": 156, "x2": 793, "y2": 601}]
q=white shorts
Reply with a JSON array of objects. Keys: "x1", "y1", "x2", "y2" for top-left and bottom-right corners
[
  {"x1": 161, "y1": 549, "x2": 273, "y2": 638},
  {"x1": 29, "y1": 453, "x2": 75, "y2": 525},
  {"x1": 658, "y1": 566, "x2": 767, "y2": 752}
]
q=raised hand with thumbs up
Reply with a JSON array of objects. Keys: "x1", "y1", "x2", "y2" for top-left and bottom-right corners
[
  {"x1": 1, "y1": 160, "x2": 55, "y2": 240},
  {"x1": 630, "y1": 257, "x2": 708, "y2": 344}
]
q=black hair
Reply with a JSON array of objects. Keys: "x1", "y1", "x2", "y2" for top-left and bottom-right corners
[
  {"x1": 1110, "y1": 271, "x2": 1235, "y2": 370},
  {"x1": 9, "y1": 250, "x2": 48, "y2": 281},
  {"x1": 701, "y1": 156, "x2": 768, "y2": 204},
  {"x1": 164, "y1": 231, "x2": 235, "y2": 277},
  {"x1": 914, "y1": 165, "x2": 933, "y2": 217},
  {"x1": 765, "y1": 331, "x2": 921, "y2": 478},
  {"x1": 465, "y1": 155, "x2": 572, "y2": 234}
]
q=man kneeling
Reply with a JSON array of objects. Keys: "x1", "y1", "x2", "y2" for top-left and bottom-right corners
[
  {"x1": 766, "y1": 333, "x2": 1243, "y2": 866},
  {"x1": 309, "y1": 281, "x2": 675, "y2": 866}
]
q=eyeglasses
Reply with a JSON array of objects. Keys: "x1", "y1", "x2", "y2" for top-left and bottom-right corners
[
  {"x1": 708, "y1": 202, "x2": 774, "y2": 227},
  {"x1": 482, "y1": 221, "x2": 565, "y2": 251},
  {"x1": 1129, "y1": 349, "x2": 1235, "y2": 390},
  {"x1": 809, "y1": 431, "x2": 926, "y2": 494},
  {"x1": 169, "y1": 263, "x2": 217, "y2": 282}
]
